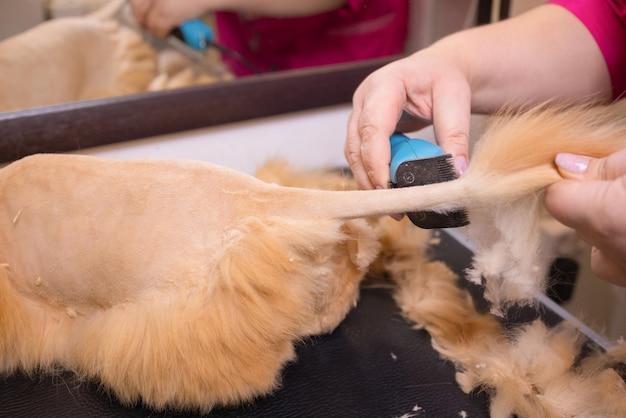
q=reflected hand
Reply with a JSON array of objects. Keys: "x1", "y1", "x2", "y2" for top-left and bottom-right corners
[
  {"x1": 130, "y1": 0, "x2": 211, "y2": 38},
  {"x1": 345, "y1": 51, "x2": 472, "y2": 191},
  {"x1": 544, "y1": 148, "x2": 626, "y2": 287}
]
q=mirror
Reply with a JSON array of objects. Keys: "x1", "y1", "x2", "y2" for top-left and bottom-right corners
[
  {"x1": 0, "y1": 55, "x2": 397, "y2": 161},
  {"x1": 0, "y1": 0, "x2": 482, "y2": 114}
]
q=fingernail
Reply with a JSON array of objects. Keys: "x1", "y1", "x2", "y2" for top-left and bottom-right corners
[
  {"x1": 555, "y1": 153, "x2": 590, "y2": 174},
  {"x1": 390, "y1": 213, "x2": 404, "y2": 221},
  {"x1": 454, "y1": 155, "x2": 468, "y2": 176}
]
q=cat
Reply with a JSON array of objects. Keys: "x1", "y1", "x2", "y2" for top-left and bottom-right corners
[{"x1": 0, "y1": 101, "x2": 625, "y2": 411}]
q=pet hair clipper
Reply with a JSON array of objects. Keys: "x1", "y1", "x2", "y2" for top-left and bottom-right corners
[
  {"x1": 171, "y1": 19, "x2": 215, "y2": 51},
  {"x1": 172, "y1": 19, "x2": 261, "y2": 74},
  {"x1": 389, "y1": 133, "x2": 469, "y2": 229}
]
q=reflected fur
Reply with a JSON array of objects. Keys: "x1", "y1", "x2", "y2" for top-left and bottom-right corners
[{"x1": 0, "y1": 0, "x2": 230, "y2": 112}]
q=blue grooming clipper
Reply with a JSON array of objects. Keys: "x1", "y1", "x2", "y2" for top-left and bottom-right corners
[
  {"x1": 173, "y1": 19, "x2": 215, "y2": 50},
  {"x1": 389, "y1": 133, "x2": 469, "y2": 229},
  {"x1": 172, "y1": 19, "x2": 261, "y2": 73}
]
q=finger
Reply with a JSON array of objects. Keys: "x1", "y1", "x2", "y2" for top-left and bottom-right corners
[
  {"x1": 351, "y1": 72, "x2": 408, "y2": 189},
  {"x1": 131, "y1": 0, "x2": 176, "y2": 38},
  {"x1": 430, "y1": 72, "x2": 472, "y2": 175},
  {"x1": 555, "y1": 147, "x2": 626, "y2": 181},
  {"x1": 545, "y1": 178, "x2": 626, "y2": 265},
  {"x1": 345, "y1": 109, "x2": 373, "y2": 189},
  {"x1": 346, "y1": 109, "x2": 405, "y2": 221},
  {"x1": 359, "y1": 93, "x2": 406, "y2": 189},
  {"x1": 544, "y1": 179, "x2": 613, "y2": 239},
  {"x1": 129, "y1": 0, "x2": 151, "y2": 26},
  {"x1": 544, "y1": 180, "x2": 596, "y2": 229},
  {"x1": 145, "y1": 12, "x2": 174, "y2": 38},
  {"x1": 590, "y1": 246, "x2": 626, "y2": 287}
]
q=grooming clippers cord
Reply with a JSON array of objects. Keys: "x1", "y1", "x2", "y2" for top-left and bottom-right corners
[{"x1": 173, "y1": 19, "x2": 262, "y2": 74}]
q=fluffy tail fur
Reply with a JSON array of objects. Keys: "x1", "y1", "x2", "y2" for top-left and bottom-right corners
[
  {"x1": 275, "y1": 101, "x2": 626, "y2": 221},
  {"x1": 265, "y1": 102, "x2": 626, "y2": 310}
]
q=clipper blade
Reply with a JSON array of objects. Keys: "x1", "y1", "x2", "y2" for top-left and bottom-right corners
[{"x1": 392, "y1": 154, "x2": 469, "y2": 229}]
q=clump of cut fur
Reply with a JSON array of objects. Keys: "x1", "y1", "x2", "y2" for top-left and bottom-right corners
[
  {"x1": 387, "y1": 101, "x2": 626, "y2": 416},
  {"x1": 390, "y1": 236, "x2": 626, "y2": 418}
]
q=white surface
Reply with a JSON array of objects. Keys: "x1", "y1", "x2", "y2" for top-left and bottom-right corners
[{"x1": 78, "y1": 105, "x2": 357, "y2": 174}]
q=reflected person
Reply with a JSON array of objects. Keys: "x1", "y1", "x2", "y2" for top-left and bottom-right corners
[{"x1": 131, "y1": 0, "x2": 409, "y2": 76}]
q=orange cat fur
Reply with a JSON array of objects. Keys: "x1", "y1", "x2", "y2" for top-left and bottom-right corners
[
  {"x1": 0, "y1": 102, "x2": 625, "y2": 411},
  {"x1": 0, "y1": 158, "x2": 383, "y2": 411},
  {"x1": 0, "y1": 12, "x2": 158, "y2": 112}
]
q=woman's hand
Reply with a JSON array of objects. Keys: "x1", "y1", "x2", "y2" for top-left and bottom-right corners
[
  {"x1": 345, "y1": 51, "x2": 472, "y2": 191},
  {"x1": 344, "y1": 4, "x2": 612, "y2": 192},
  {"x1": 130, "y1": 0, "x2": 211, "y2": 38},
  {"x1": 545, "y1": 148, "x2": 626, "y2": 286}
]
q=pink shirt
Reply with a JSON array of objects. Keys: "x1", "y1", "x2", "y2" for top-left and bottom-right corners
[
  {"x1": 551, "y1": 0, "x2": 626, "y2": 99},
  {"x1": 215, "y1": 0, "x2": 409, "y2": 76}
]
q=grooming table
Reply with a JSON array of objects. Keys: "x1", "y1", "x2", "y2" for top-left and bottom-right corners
[{"x1": 0, "y1": 59, "x2": 602, "y2": 417}]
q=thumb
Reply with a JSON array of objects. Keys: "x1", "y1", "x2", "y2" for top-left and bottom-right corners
[
  {"x1": 431, "y1": 76, "x2": 471, "y2": 176},
  {"x1": 544, "y1": 178, "x2": 612, "y2": 232},
  {"x1": 554, "y1": 148, "x2": 626, "y2": 181},
  {"x1": 546, "y1": 148, "x2": 626, "y2": 239}
]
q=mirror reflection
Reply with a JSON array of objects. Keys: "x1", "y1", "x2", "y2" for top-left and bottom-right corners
[{"x1": 0, "y1": 0, "x2": 478, "y2": 112}]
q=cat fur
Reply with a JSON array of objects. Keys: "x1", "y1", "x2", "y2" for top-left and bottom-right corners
[
  {"x1": 390, "y1": 236, "x2": 626, "y2": 418},
  {"x1": 0, "y1": 101, "x2": 625, "y2": 411},
  {"x1": 0, "y1": 0, "x2": 228, "y2": 113}
]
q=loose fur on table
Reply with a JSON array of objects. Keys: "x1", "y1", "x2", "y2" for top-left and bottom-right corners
[
  {"x1": 0, "y1": 101, "x2": 625, "y2": 412},
  {"x1": 390, "y1": 235, "x2": 626, "y2": 418},
  {"x1": 0, "y1": 0, "x2": 229, "y2": 112}
]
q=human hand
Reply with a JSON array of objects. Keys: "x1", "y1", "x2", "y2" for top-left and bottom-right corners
[
  {"x1": 544, "y1": 148, "x2": 626, "y2": 287},
  {"x1": 345, "y1": 51, "x2": 472, "y2": 191},
  {"x1": 130, "y1": 0, "x2": 211, "y2": 38}
]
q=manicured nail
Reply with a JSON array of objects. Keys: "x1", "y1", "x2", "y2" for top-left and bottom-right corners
[
  {"x1": 390, "y1": 213, "x2": 404, "y2": 221},
  {"x1": 454, "y1": 155, "x2": 468, "y2": 176},
  {"x1": 555, "y1": 153, "x2": 590, "y2": 174}
]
